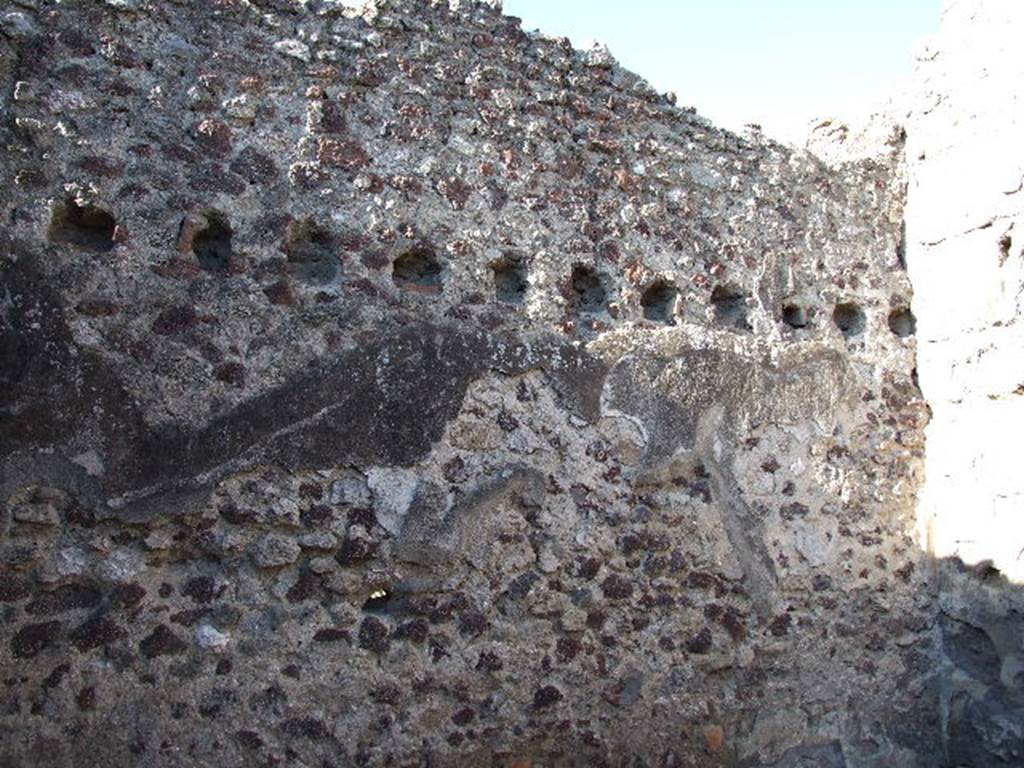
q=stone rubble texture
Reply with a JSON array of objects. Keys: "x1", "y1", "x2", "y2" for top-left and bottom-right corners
[{"x1": 0, "y1": 0, "x2": 1017, "y2": 766}]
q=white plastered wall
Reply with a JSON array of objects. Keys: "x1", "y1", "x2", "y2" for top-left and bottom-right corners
[{"x1": 906, "y1": 0, "x2": 1024, "y2": 581}]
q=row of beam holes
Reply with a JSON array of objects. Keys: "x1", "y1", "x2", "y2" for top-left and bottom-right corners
[
  {"x1": 200, "y1": 214, "x2": 339, "y2": 285},
  {"x1": 394, "y1": 251, "x2": 919, "y2": 340},
  {"x1": 566, "y1": 265, "x2": 682, "y2": 324},
  {"x1": 49, "y1": 201, "x2": 341, "y2": 288},
  {"x1": 786, "y1": 298, "x2": 916, "y2": 339},
  {"x1": 46, "y1": 202, "x2": 918, "y2": 339},
  {"x1": 47, "y1": 199, "x2": 235, "y2": 273},
  {"x1": 51, "y1": 199, "x2": 418, "y2": 293},
  {"x1": 46, "y1": 204, "x2": 675, "y2": 328}
]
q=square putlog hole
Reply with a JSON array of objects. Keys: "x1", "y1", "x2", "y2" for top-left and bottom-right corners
[
  {"x1": 492, "y1": 258, "x2": 527, "y2": 304},
  {"x1": 392, "y1": 248, "x2": 442, "y2": 294},
  {"x1": 49, "y1": 199, "x2": 116, "y2": 253}
]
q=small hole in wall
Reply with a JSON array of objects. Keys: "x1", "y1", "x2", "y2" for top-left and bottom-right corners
[
  {"x1": 392, "y1": 247, "x2": 442, "y2": 294},
  {"x1": 570, "y1": 265, "x2": 607, "y2": 315},
  {"x1": 998, "y1": 233, "x2": 1013, "y2": 266},
  {"x1": 492, "y1": 257, "x2": 527, "y2": 304},
  {"x1": 49, "y1": 199, "x2": 116, "y2": 252},
  {"x1": 362, "y1": 588, "x2": 391, "y2": 614},
  {"x1": 192, "y1": 212, "x2": 233, "y2": 273},
  {"x1": 641, "y1": 280, "x2": 678, "y2": 324},
  {"x1": 888, "y1": 307, "x2": 916, "y2": 338},
  {"x1": 710, "y1": 284, "x2": 751, "y2": 331},
  {"x1": 285, "y1": 218, "x2": 338, "y2": 284},
  {"x1": 833, "y1": 302, "x2": 866, "y2": 338},
  {"x1": 782, "y1": 302, "x2": 808, "y2": 329}
]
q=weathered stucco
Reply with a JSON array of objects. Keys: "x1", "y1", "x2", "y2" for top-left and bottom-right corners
[
  {"x1": 0, "y1": 0, "x2": 1016, "y2": 766},
  {"x1": 903, "y1": 1, "x2": 1024, "y2": 764},
  {"x1": 906, "y1": 0, "x2": 1024, "y2": 582}
]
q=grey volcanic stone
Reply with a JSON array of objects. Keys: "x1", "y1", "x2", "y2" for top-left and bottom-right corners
[{"x1": 252, "y1": 534, "x2": 301, "y2": 569}]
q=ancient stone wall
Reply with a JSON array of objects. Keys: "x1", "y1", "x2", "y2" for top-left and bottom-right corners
[{"x1": 0, "y1": 1, "x2": 952, "y2": 766}]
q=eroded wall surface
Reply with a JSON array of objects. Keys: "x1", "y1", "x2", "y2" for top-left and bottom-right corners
[{"x1": 1, "y1": 1, "x2": 932, "y2": 766}]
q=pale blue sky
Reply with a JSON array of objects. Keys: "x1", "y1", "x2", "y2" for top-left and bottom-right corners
[{"x1": 502, "y1": 0, "x2": 941, "y2": 142}]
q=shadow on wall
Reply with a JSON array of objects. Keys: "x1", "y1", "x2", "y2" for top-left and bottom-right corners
[
  {"x1": 750, "y1": 555, "x2": 1024, "y2": 767},
  {"x1": 928, "y1": 556, "x2": 1024, "y2": 768}
]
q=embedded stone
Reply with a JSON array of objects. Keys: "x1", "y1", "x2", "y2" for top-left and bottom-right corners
[{"x1": 252, "y1": 535, "x2": 301, "y2": 568}]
